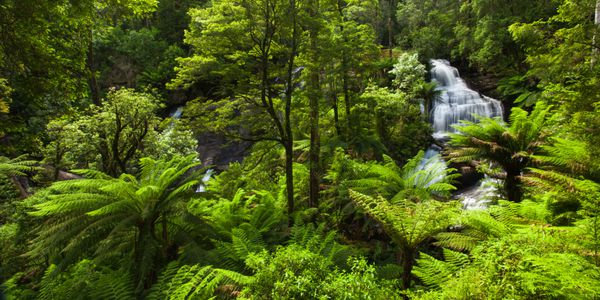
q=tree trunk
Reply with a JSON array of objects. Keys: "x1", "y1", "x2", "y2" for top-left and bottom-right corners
[
  {"x1": 134, "y1": 222, "x2": 155, "y2": 299},
  {"x1": 285, "y1": 139, "x2": 294, "y2": 225},
  {"x1": 504, "y1": 170, "x2": 522, "y2": 202},
  {"x1": 387, "y1": 16, "x2": 393, "y2": 57},
  {"x1": 336, "y1": 0, "x2": 352, "y2": 141},
  {"x1": 9, "y1": 176, "x2": 30, "y2": 198},
  {"x1": 593, "y1": 0, "x2": 600, "y2": 68},
  {"x1": 284, "y1": 0, "x2": 298, "y2": 224},
  {"x1": 308, "y1": 0, "x2": 321, "y2": 208},
  {"x1": 87, "y1": 30, "x2": 101, "y2": 106},
  {"x1": 331, "y1": 90, "x2": 341, "y2": 136},
  {"x1": 399, "y1": 247, "x2": 414, "y2": 292}
]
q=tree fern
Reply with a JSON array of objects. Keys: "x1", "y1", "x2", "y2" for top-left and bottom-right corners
[
  {"x1": 0, "y1": 155, "x2": 37, "y2": 177},
  {"x1": 212, "y1": 223, "x2": 267, "y2": 272},
  {"x1": 28, "y1": 155, "x2": 206, "y2": 297},
  {"x1": 146, "y1": 262, "x2": 251, "y2": 300},
  {"x1": 289, "y1": 223, "x2": 356, "y2": 267},
  {"x1": 412, "y1": 249, "x2": 470, "y2": 290},
  {"x1": 324, "y1": 149, "x2": 457, "y2": 233},
  {"x1": 433, "y1": 201, "x2": 542, "y2": 252},
  {"x1": 90, "y1": 269, "x2": 135, "y2": 300},
  {"x1": 447, "y1": 102, "x2": 552, "y2": 202},
  {"x1": 349, "y1": 190, "x2": 459, "y2": 289}
]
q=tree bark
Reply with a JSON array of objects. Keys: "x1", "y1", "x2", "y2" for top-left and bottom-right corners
[
  {"x1": 336, "y1": 0, "x2": 352, "y2": 140},
  {"x1": 9, "y1": 176, "x2": 30, "y2": 198},
  {"x1": 285, "y1": 139, "x2": 294, "y2": 224},
  {"x1": 331, "y1": 90, "x2": 341, "y2": 136},
  {"x1": 593, "y1": 0, "x2": 600, "y2": 67},
  {"x1": 284, "y1": 0, "x2": 299, "y2": 224},
  {"x1": 308, "y1": 0, "x2": 321, "y2": 208},
  {"x1": 504, "y1": 170, "x2": 522, "y2": 202},
  {"x1": 87, "y1": 30, "x2": 101, "y2": 106},
  {"x1": 399, "y1": 247, "x2": 414, "y2": 293}
]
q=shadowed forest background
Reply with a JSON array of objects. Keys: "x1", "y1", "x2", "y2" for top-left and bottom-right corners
[{"x1": 2, "y1": 0, "x2": 600, "y2": 299}]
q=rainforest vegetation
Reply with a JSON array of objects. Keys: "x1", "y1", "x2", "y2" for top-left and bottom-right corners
[{"x1": 2, "y1": 0, "x2": 600, "y2": 299}]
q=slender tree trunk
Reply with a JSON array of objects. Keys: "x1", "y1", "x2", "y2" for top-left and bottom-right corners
[
  {"x1": 386, "y1": 0, "x2": 396, "y2": 57},
  {"x1": 342, "y1": 56, "x2": 352, "y2": 140},
  {"x1": 87, "y1": 30, "x2": 101, "y2": 106},
  {"x1": 308, "y1": 0, "x2": 321, "y2": 208},
  {"x1": 285, "y1": 140, "x2": 294, "y2": 224},
  {"x1": 284, "y1": 0, "x2": 299, "y2": 224},
  {"x1": 331, "y1": 90, "x2": 341, "y2": 136},
  {"x1": 9, "y1": 176, "x2": 30, "y2": 198},
  {"x1": 336, "y1": 0, "x2": 352, "y2": 140},
  {"x1": 593, "y1": 0, "x2": 600, "y2": 68},
  {"x1": 387, "y1": 16, "x2": 393, "y2": 57}
]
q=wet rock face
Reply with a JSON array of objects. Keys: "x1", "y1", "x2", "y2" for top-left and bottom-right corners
[
  {"x1": 167, "y1": 105, "x2": 251, "y2": 171},
  {"x1": 451, "y1": 163, "x2": 483, "y2": 189},
  {"x1": 196, "y1": 132, "x2": 251, "y2": 170}
]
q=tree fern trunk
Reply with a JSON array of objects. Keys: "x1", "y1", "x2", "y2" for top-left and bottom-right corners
[
  {"x1": 399, "y1": 247, "x2": 414, "y2": 292},
  {"x1": 504, "y1": 170, "x2": 522, "y2": 202}
]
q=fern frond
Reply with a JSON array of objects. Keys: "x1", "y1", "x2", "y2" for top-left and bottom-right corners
[{"x1": 90, "y1": 269, "x2": 135, "y2": 300}]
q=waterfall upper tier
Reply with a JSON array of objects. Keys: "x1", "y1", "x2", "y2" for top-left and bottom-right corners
[{"x1": 429, "y1": 59, "x2": 503, "y2": 139}]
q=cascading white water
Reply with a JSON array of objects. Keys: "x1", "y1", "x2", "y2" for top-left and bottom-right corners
[
  {"x1": 169, "y1": 106, "x2": 214, "y2": 193},
  {"x1": 429, "y1": 59, "x2": 503, "y2": 139},
  {"x1": 424, "y1": 59, "x2": 503, "y2": 209}
]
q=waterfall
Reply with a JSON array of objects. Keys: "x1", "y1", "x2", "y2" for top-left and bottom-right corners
[
  {"x1": 171, "y1": 106, "x2": 184, "y2": 120},
  {"x1": 426, "y1": 59, "x2": 503, "y2": 209},
  {"x1": 169, "y1": 106, "x2": 214, "y2": 193},
  {"x1": 429, "y1": 59, "x2": 503, "y2": 139}
]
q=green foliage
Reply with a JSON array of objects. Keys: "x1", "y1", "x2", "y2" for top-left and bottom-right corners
[
  {"x1": 412, "y1": 248, "x2": 470, "y2": 289},
  {"x1": 185, "y1": 187, "x2": 287, "y2": 269},
  {"x1": 0, "y1": 155, "x2": 38, "y2": 178},
  {"x1": 43, "y1": 89, "x2": 196, "y2": 176},
  {"x1": 289, "y1": 223, "x2": 356, "y2": 268},
  {"x1": 146, "y1": 262, "x2": 251, "y2": 300},
  {"x1": 10, "y1": 260, "x2": 136, "y2": 300},
  {"x1": 242, "y1": 246, "x2": 333, "y2": 299},
  {"x1": 324, "y1": 149, "x2": 457, "y2": 238},
  {"x1": 316, "y1": 257, "x2": 402, "y2": 300},
  {"x1": 5, "y1": 0, "x2": 600, "y2": 298},
  {"x1": 395, "y1": 0, "x2": 459, "y2": 61},
  {"x1": 434, "y1": 205, "x2": 516, "y2": 252},
  {"x1": 453, "y1": 0, "x2": 556, "y2": 73},
  {"x1": 329, "y1": 150, "x2": 456, "y2": 203},
  {"x1": 357, "y1": 85, "x2": 432, "y2": 162},
  {"x1": 0, "y1": 223, "x2": 24, "y2": 282},
  {"x1": 0, "y1": 0, "x2": 91, "y2": 154},
  {"x1": 28, "y1": 155, "x2": 205, "y2": 296},
  {"x1": 241, "y1": 246, "x2": 400, "y2": 300},
  {"x1": 414, "y1": 226, "x2": 600, "y2": 300},
  {"x1": 94, "y1": 27, "x2": 184, "y2": 91},
  {"x1": 388, "y1": 52, "x2": 427, "y2": 94},
  {"x1": 349, "y1": 190, "x2": 458, "y2": 250}
]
